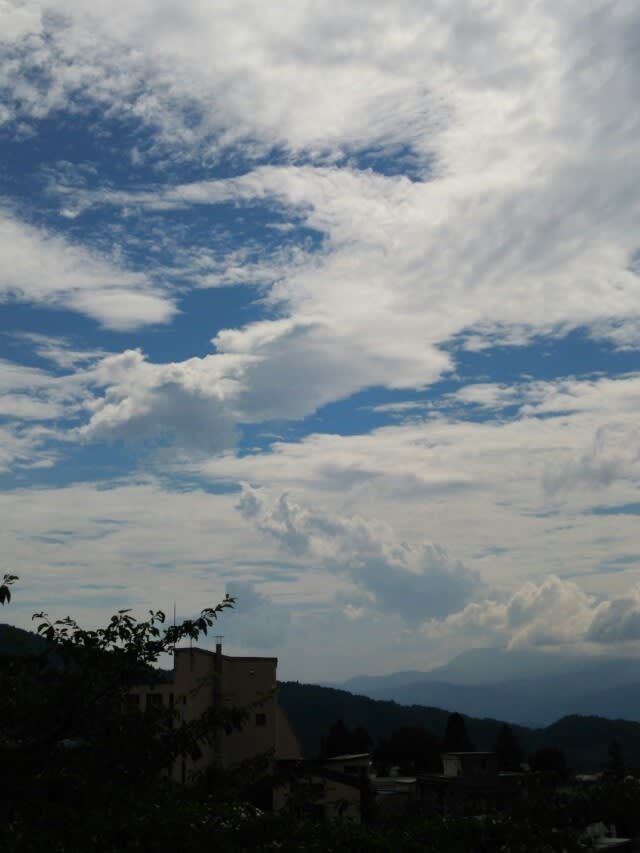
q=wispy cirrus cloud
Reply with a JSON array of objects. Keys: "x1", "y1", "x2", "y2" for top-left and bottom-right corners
[{"x1": 0, "y1": 209, "x2": 176, "y2": 328}]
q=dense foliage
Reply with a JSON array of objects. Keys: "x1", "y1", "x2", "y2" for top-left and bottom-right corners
[
  {"x1": 0, "y1": 577, "x2": 255, "y2": 851},
  {"x1": 495, "y1": 723, "x2": 524, "y2": 771}
]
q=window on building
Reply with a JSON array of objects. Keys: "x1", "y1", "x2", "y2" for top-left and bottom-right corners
[{"x1": 255, "y1": 713, "x2": 267, "y2": 726}]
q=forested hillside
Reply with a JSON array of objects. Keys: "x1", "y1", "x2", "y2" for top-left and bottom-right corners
[{"x1": 278, "y1": 680, "x2": 640, "y2": 770}]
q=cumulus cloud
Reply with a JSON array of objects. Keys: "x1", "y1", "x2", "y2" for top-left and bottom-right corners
[
  {"x1": 428, "y1": 576, "x2": 595, "y2": 650},
  {"x1": 587, "y1": 592, "x2": 640, "y2": 644},
  {"x1": 237, "y1": 487, "x2": 483, "y2": 623},
  {"x1": 426, "y1": 575, "x2": 640, "y2": 651},
  {"x1": 65, "y1": 324, "x2": 447, "y2": 454},
  {"x1": 77, "y1": 349, "x2": 245, "y2": 453}
]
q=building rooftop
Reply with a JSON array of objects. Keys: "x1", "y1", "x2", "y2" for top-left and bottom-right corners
[
  {"x1": 174, "y1": 646, "x2": 277, "y2": 663},
  {"x1": 324, "y1": 753, "x2": 371, "y2": 762}
]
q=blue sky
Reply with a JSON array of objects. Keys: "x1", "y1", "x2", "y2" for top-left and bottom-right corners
[{"x1": 3, "y1": 0, "x2": 640, "y2": 680}]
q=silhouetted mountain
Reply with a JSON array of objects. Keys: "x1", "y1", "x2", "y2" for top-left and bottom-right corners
[
  {"x1": 364, "y1": 679, "x2": 537, "y2": 724},
  {"x1": 278, "y1": 680, "x2": 640, "y2": 770},
  {"x1": 423, "y1": 647, "x2": 592, "y2": 684},
  {"x1": 335, "y1": 670, "x2": 433, "y2": 693}
]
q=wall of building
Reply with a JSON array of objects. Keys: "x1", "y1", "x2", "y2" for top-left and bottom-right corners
[
  {"x1": 219, "y1": 654, "x2": 278, "y2": 767},
  {"x1": 130, "y1": 646, "x2": 281, "y2": 784},
  {"x1": 275, "y1": 705, "x2": 302, "y2": 761}
]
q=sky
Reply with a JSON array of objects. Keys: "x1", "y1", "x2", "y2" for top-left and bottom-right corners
[{"x1": 2, "y1": 0, "x2": 640, "y2": 681}]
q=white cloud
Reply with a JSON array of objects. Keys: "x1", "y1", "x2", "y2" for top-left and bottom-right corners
[
  {"x1": 4, "y1": 3, "x2": 640, "y2": 359},
  {"x1": 0, "y1": 349, "x2": 98, "y2": 424},
  {"x1": 11, "y1": 333, "x2": 106, "y2": 370},
  {"x1": 0, "y1": 394, "x2": 60, "y2": 420},
  {"x1": 180, "y1": 372, "x2": 640, "y2": 612},
  {"x1": 0, "y1": 422, "x2": 57, "y2": 471},
  {"x1": 3, "y1": 1, "x2": 640, "y2": 676},
  {"x1": 77, "y1": 349, "x2": 246, "y2": 453},
  {"x1": 0, "y1": 355, "x2": 87, "y2": 468},
  {"x1": 62, "y1": 150, "x2": 640, "y2": 421},
  {"x1": 427, "y1": 576, "x2": 595, "y2": 650},
  {"x1": 2, "y1": 3, "x2": 639, "y2": 444},
  {"x1": 426, "y1": 575, "x2": 640, "y2": 652},
  {"x1": 0, "y1": 209, "x2": 176, "y2": 329},
  {"x1": 587, "y1": 592, "x2": 640, "y2": 644},
  {"x1": 0, "y1": 478, "x2": 400, "y2": 679},
  {"x1": 237, "y1": 486, "x2": 483, "y2": 623}
]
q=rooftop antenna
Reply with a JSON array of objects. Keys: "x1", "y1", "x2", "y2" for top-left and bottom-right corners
[{"x1": 172, "y1": 601, "x2": 177, "y2": 655}]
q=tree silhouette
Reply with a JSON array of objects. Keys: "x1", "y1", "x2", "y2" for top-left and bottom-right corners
[
  {"x1": 375, "y1": 725, "x2": 441, "y2": 774},
  {"x1": 495, "y1": 723, "x2": 523, "y2": 771},
  {"x1": 443, "y1": 712, "x2": 474, "y2": 752},
  {"x1": 529, "y1": 746, "x2": 567, "y2": 779},
  {"x1": 321, "y1": 718, "x2": 372, "y2": 757},
  {"x1": 608, "y1": 739, "x2": 626, "y2": 779}
]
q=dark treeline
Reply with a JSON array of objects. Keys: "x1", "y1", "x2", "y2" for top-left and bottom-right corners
[{"x1": 320, "y1": 715, "x2": 565, "y2": 778}]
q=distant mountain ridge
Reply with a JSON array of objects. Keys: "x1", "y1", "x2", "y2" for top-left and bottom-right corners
[{"x1": 325, "y1": 648, "x2": 640, "y2": 726}]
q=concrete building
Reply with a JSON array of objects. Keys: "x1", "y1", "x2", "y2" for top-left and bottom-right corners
[{"x1": 130, "y1": 643, "x2": 301, "y2": 784}]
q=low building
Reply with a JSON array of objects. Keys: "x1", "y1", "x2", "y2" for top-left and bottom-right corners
[
  {"x1": 275, "y1": 752, "x2": 372, "y2": 823},
  {"x1": 370, "y1": 774, "x2": 418, "y2": 820},
  {"x1": 418, "y1": 751, "x2": 529, "y2": 817}
]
